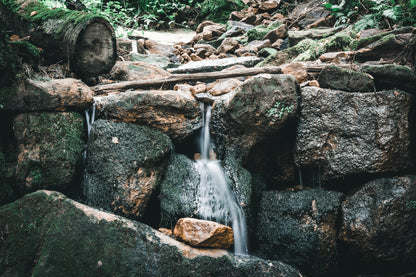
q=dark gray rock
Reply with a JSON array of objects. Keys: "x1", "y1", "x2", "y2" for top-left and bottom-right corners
[
  {"x1": 95, "y1": 90, "x2": 200, "y2": 142},
  {"x1": 295, "y1": 87, "x2": 414, "y2": 182},
  {"x1": 159, "y1": 154, "x2": 254, "y2": 232},
  {"x1": 256, "y1": 189, "x2": 344, "y2": 277},
  {"x1": 84, "y1": 119, "x2": 173, "y2": 220},
  {"x1": 361, "y1": 64, "x2": 416, "y2": 95},
  {"x1": 288, "y1": 28, "x2": 339, "y2": 46},
  {"x1": 339, "y1": 176, "x2": 416, "y2": 269},
  {"x1": 0, "y1": 190, "x2": 303, "y2": 277},
  {"x1": 211, "y1": 74, "x2": 300, "y2": 160},
  {"x1": 159, "y1": 154, "x2": 200, "y2": 228},
  {"x1": 168, "y1": 56, "x2": 263, "y2": 74},
  {"x1": 318, "y1": 65, "x2": 375, "y2": 92},
  {"x1": 13, "y1": 112, "x2": 85, "y2": 194}
]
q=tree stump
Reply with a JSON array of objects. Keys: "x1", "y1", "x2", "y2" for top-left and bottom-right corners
[{"x1": 0, "y1": 0, "x2": 117, "y2": 78}]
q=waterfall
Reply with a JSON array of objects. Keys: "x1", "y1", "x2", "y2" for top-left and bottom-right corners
[
  {"x1": 196, "y1": 103, "x2": 248, "y2": 255},
  {"x1": 84, "y1": 103, "x2": 96, "y2": 162},
  {"x1": 131, "y1": 40, "x2": 138, "y2": 54}
]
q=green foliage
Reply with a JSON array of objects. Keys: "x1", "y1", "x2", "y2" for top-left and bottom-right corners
[
  {"x1": 407, "y1": 200, "x2": 416, "y2": 209},
  {"x1": 267, "y1": 102, "x2": 294, "y2": 122},
  {"x1": 200, "y1": 0, "x2": 246, "y2": 22},
  {"x1": 324, "y1": 0, "x2": 416, "y2": 30}
]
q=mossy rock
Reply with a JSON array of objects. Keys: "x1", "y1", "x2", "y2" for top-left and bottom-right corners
[
  {"x1": 0, "y1": 150, "x2": 15, "y2": 206},
  {"x1": 257, "y1": 38, "x2": 319, "y2": 66},
  {"x1": 361, "y1": 64, "x2": 416, "y2": 95},
  {"x1": 0, "y1": 24, "x2": 20, "y2": 92},
  {"x1": 0, "y1": 190, "x2": 303, "y2": 276},
  {"x1": 12, "y1": 112, "x2": 85, "y2": 194},
  {"x1": 318, "y1": 65, "x2": 374, "y2": 92},
  {"x1": 246, "y1": 22, "x2": 281, "y2": 42}
]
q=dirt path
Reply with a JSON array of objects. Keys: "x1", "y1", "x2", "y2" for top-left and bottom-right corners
[{"x1": 140, "y1": 29, "x2": 195, "y2": 45}]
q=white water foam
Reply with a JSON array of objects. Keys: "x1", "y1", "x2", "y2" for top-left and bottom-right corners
[{"x1": 196, "y1": 103, "x2": 248, "y2": 255}]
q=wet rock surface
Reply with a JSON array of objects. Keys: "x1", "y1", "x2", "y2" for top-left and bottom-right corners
[
  {"x1": 0, "y1": 191, "x2": 303, "y2": 277},
  {"x1": 318, "y1": 65, "x2": 375, "y2": 92},
  {"x1": 84, "y1": 119, "x2": 173, "y2": 219},
  {"x1": 256, "y1": 189, "x2": 344, "y2": 276},
  {"x1": 295, "y1": 87, "x2": 414, "y2": 182}
]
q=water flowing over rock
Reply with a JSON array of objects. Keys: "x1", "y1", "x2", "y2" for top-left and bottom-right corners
[
  {"x1": 13, "y1": 112, "x2": 85, "y2": 194},
  {"x1": 295, "y1": 87, "x2": 414, "y2": 183},
  {"x1": 339, "y1": 176, "x2": 416, "y2": 273},
  {"x1": 0, "y1": 190, "x2": 303, "y2": 276},
  {"x1": 211, "y1": 74, "x2": 299, "y2": 160},
  {"x1": 83, "y1": 119, "x2": 173, "y2": 219},
  {"x1": 256, "y1": 189, "x2": 344, "y2": 276},
  {"x1": 1, "y1": 78, "x2": 93, "y2": 112},
  {"x1": 174, "y1": 217, "x2": 234, "y2": 249},
  {"x1": 95, "y1": 90, "x2": 200, "y2": 142}
]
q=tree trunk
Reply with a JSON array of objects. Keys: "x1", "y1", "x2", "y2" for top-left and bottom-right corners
[{"x1": 0, "y1": 0, "x2": 117, "y2": 78}]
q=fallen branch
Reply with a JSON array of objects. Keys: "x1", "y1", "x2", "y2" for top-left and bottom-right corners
[{"x1": 93, "y1": 64, "x2": 357, "y2": 93}]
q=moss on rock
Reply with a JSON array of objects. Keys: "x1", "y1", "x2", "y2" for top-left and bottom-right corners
[{"x1": 13, "y1": 112, "x2": 85, "y2": 194}]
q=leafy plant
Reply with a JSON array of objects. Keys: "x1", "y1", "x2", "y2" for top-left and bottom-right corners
[{"x1": 267, "y1": 102, "x2": 294, "y2": 122}]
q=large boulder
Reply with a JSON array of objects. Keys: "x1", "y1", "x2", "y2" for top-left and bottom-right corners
[
  {"x1": 295, "y1": 87, "x2": 414, "y2": 183},
  {"x1": 318, "y1": 65, "x2": 375, "y2": 92},
  {"x1": 0, "y1": 190, "x2": 303, "y2": 276},
  {"x1": 339, "y1": 176, "x2": 416, "y2": 273},
  {"x1": 159, "y1": 154, "x2": 200, "y2": 228},
  {"x1": 13, "y1": 112, "x2": 85, "y2": 194},
  {"x1": 173, "y1": 217, "x2": 234, "y2": 249},
  {"x1": 1, "y1": 78, "x2": 93, "y2": 113},
  {"x1": 83, "y1": 119, "x2": 173, "y2": 219},
  {"x1": 95, "y1": 90, "x2": 200, "y2": 142},
  {"x1": 256, "y1": 189, "x2": 344, "y2": 276},
  {"x1": 211, "y1": 74, "x2": 299, "y2": 160},
  {"x1": 361, "y1": 64, "x2": 416, "y2": 95}
]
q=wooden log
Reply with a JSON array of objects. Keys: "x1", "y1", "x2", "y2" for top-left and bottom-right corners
[
  {"x1": 0, "y1": 0, "x2": 116, "y2": 78},
  {"x1": 93, "y1": 64, "x2": 358, "y2": 93}
]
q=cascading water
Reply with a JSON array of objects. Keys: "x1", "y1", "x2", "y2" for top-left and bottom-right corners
[
  {"x1": 83, "y1": 103, "x2": 96, "y2": 162},
  {"x1": 196, "y1": 103, "x2": 248, "y2": 255}
]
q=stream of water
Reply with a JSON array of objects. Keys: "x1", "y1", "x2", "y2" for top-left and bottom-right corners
[{"x1": 196, "y1": 103, "x2": 248, "y2": 255}]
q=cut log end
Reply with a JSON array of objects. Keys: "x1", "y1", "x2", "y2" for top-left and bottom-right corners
[{"x1": 74, "y1": 18, "x2": 117, "y2": 78}]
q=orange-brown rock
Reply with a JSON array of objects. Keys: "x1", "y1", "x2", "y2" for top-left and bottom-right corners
[
  {"x1": 173, "y1": 218, "x2": 234, "y2": 249},
  {"x1": 2, "y1": 78, "x2": 93, "y2": 112},
  {"x1": 201, "y1": 24, "x2": 226, "y2": 41},
  {"x1": 190, "y1": 83, "x2": 207, "y2": 96},
  {"x1": 259, "y1": 0, "x2": 280, "y2": 11},
  {"x1": 217, "y1": 38, "x2": 240, "y2": 54},
  {"x1": 158, "y1": 228, "x2": 174, "y2": 237},
  {"x1": 144, "y1": 39, "x2": 176, "y2": 56},
  {"x1": 263, "y1": 24, "x2": 288, "y2": 43},
  {"x1": 282, "y1": 62, "x2": 308, "y2": 83},
  {"x1": 309, "y1": 80, "x2": 320, "y2": 87},
  {"x1": 207, "y1": 78, "x2": 242, "y2": 96},
  {"x1": 319, "y1": 51, "x2": 354, "y2": 63},
  {"x1": 110, "y1": 61, "x2": 170, "y2": 81},
  {"x1": 196, "y1": 21, "x2": 216, "y2": 33}
]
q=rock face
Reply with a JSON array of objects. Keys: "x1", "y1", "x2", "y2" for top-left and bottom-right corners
[
  {"x1": 2, "y1": 78, "x2": 93, "y2": 112},
  {"x1": 211, "y1": 74, "x2": 299, "y2": 160},
  {"x1": 109, "y1": 61, "x2": 170, "y2": 81},
  {"x1": 159, "y1": 154, "x2": 200, "y2": 228},
  {"x1": 174, "y1": 218, "x2": 234, "y2": 249},
  {"x1": 295, "y1": 87, "x2": 414, "y2": 182},
  {"x1": 13, "y1": 112, "x2": 85, "y2": 194},
  {"x1": 361, "y1": 64, "x2": 416, "y2": 95},
  {"x1": 84, "y1": 119, "x2": 173, "y2": 219},
  {"x1": 339, "y1": 176, "x2": 416, "y2": 271},
  {"x1": 0, "y1": 190, "x2": 303, "y2": 276},
  {"x1": 95, "y1": 90, "x2": 200, "y2": 142},
  {"x1": 256, "y1": 189, "x2": 344, "y2": 276},
  {"x1": 318, "y1": 65, "x2": 374, "y2": 92}
]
